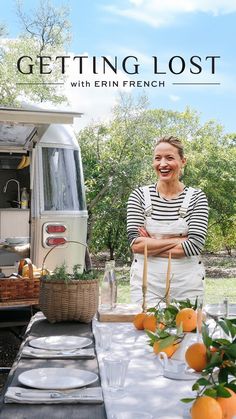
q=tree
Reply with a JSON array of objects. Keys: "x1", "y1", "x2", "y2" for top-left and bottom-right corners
[
  {"x1": 185, "y1": 127, "x2": 236, "y2": 254},
  {"x1": 0, "y1": 0, "x2": 71, "y2": 105},
  {"x1": 79, "y1": 94, "x2": 152, "y2": 260},
  {"x1": 16, "y1": 0, "x2": 71, "y2": 52},
  {"x1": 78, "y1": 95, "x2": 236, "y2": 260}
]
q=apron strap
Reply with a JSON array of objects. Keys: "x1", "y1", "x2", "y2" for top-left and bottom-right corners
[
  {"x1": 179, "y1": 187, "x2": 195, "y2": 218},
  {"x1": 142, "y1": 186, "x2": 152, "y2": 217},
  {"x1": 143, "y1": 185, "x2": 196, "y2": 219}
]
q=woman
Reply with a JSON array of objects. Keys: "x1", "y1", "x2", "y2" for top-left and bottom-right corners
[{"x1": 127, "y1": 136, "x2": 208, "y2": 304}]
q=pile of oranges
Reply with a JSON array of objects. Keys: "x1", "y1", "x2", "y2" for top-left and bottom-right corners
[
  {"x1": 133, "y1": 307, "x2": 236, "y2": 418},
  {"x1": 133, "y1": 312, "x2": 159, "y2": 332},
  {"x1": 133, "y1": 311, "x2": 177, "y2": 357},
  {"x1": 184, "y1": 342, "x2": 236, "y2": 418},
  {"x1": 133, "y1": 307, "x2": 198, "y2": 333},
  {"x1": 191, "y1": 390, "x2": 236, "y2": 419},
  {"x1": 133, "y1": 307, "x2": 198, "y2": 358}
]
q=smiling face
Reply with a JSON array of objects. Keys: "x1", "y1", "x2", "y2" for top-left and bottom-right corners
[{"x1": 153, "y1": 142, "x2": 186, "y2": 182}]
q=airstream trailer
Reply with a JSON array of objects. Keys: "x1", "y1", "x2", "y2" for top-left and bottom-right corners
[{"x1": 0, "y1": 106, "x2": 88, "y2": 275}]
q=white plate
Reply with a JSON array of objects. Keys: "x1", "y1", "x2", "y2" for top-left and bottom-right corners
[
  {"x1": 164, "y1": 368, "x2": 201, "y2": 380},
  {"x1": 18, "y1": 368, "x2": 98, "y2": 390},
  {"x1": 29, "y1": 335, "x2": 92, "y2": 351}
]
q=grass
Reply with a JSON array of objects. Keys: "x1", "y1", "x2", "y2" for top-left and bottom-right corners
[
  {"x1": 98, "y1": 265, "x2": 236, "y2": 304},
  {"x1": 117, "y1": 277, "x2": 236, "y2": 304},
  {"x1": 204, "y1": 277, "x2": 236, "y2": 304}
]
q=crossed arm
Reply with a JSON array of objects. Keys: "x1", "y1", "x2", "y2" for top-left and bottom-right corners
[
  {"x1": 131, "y1": 227, "x2": 187, "y2": 258},
  {"x1": 127, "y1": 188, "x2": 208, "y2": 259}
]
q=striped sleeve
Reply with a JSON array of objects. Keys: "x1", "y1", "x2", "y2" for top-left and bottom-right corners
[
  {"x1": 127, "y1": 188, "x2": 145, "y2": 246},
  {"x1": 182, "y1": 190, "x2": 209, "y2": 256}
]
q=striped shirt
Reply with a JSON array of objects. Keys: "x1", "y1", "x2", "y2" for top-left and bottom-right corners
[{"x1": 127, "y1": 184, "x2": 209, "y2": 257}]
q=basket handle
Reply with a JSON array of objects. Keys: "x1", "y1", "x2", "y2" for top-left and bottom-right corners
[
  {"x1": 18, "y1": 258, "x2": 34, "y2": 280},
  {"x1": 42, "y1": 240, "x2": 87, "y2": 271}
]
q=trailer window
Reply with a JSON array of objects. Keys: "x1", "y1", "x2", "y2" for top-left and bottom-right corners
[{"x1": 42, "y1": 148, "x2": 86, "y2": 211}]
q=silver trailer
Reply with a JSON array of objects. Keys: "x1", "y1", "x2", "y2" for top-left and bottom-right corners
[{"x1": 0, "y1": 105, "x2": 88, "y2": 274}]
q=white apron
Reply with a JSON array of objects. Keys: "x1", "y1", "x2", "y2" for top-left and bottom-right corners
[{"x1": 130, "y1": 187, "x2": 205, "y2": 304}]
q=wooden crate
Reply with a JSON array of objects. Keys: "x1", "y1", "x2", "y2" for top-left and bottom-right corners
[{"x1": 97, "y1": 303, "x2": 142, "y2": 322}]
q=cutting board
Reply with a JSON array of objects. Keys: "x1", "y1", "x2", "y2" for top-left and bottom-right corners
[{"x1": 97, "y1": 303, "x2": 142, "y2": 322}]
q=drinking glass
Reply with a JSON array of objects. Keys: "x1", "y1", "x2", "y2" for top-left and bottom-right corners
[
  {"x1": 196, "y1": 297, "x2": 203, "y2": 342},
  {"x1": 94, "y1": 324, "x2": 112, "y2": 351},
  {"x1": 205, "y1": 298, "x2": 228, "y2": 338},
  {"x1": 207, "y1": 303, "x2": 227, "y2": 320},
  {"x1": 103, "y1": 355, "x2": 129, "y2": 392}
]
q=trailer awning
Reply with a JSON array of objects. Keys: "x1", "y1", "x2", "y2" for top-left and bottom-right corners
[
  {"x1": 0, "y1": 108, "x2": 83, "y2": 125},
  {"x1": 0, "y1": 106, "x2": 83, "y2": 151}
]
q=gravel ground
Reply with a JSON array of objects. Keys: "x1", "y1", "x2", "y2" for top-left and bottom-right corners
[
  {"x1": 0, "y1": 308, "x2": 33, "y2": 393},
  {"x1": 0, "y1": 329, "x2": 23, "y2": 392}
]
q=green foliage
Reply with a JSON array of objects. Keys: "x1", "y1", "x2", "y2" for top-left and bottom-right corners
[
  {"x1": 79, "y1": 94, "x2": 153, "y2": 261},
  {"x1": 146, "y1": 327, "x2": 183, "y2": 349},
  {"x1": 78, "y1": 94, "x2": 236, "y2": 260},
  {"x1": 72, "y1": 264, "x2": 98, "y2": 280},
  {"x1": 49, "y1": 262, "x2": 68, "y2": 281},
  {"x1": 44, "y1": 262, "x2": 98, "y2": 281},
  {"x1": 147, "y1": 298, "x2": 198, "y2": 329},
  {"x1": 0, "y1": 0, "x2": 70, "y2": 106},
  {"x1": 15, "y1": 0, "x2": 71, "y2": 49},
  {"x1": 181, "y1": 318, "x2": 236, "y2": 404}
]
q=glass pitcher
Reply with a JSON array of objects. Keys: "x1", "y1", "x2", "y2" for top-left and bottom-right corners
[{"x1": 100, "y1": 260, "x2": 117, "y2": 310}]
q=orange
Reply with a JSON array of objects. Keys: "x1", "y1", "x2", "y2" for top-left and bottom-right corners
[
  {"x1": 157, "y1": 322, "x2": 165, "y2": 330},
  {"x1": 217, "y1": 388, "x2": 236, "y2": 419},
  {"x1": 175, "y1": 308, "x2": 197, "y2": 332},
  {"x1": 133, "y1": 312, "x2": 146, "y2": 330},
  {"x1": 153, "y1": 340, "x2": 179, "y2": 357},
  {"x1": 191, "y1": 396, "x2": 222, "y2": 419},
  {"x1": 143, "y1": 314, "x2": 157, "y2": 332},
  {"x1": 185, "y1": 342, "x2": 207, "y2": 372}
]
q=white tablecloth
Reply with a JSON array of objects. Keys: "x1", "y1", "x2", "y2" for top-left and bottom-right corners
[{"x1": 93, "y1": 320, "x2": 195, "y2": 419}]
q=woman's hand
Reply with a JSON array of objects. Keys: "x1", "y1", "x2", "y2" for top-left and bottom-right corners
[
  {"x1": 138, "y1": 227, "x2": 150, "y2": 237},
  {"x1": 132, "y1": 235, "x2": 188, "y2": 257}
]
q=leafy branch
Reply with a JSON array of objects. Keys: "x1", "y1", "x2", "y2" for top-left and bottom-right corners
[{"x1": 181, "y1": 318, "x2": 236, "y2": 404}]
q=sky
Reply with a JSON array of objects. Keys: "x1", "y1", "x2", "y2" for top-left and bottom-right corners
[{"x1": 1, "y1": 0, "x2": 236, "y2": 132}]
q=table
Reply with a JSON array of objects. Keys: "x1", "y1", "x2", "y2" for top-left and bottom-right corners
[
  {"x1": 1, "y1": 306, "x2": 234, "y2": 419},
  {"x1": 93, "y1": 320, "x2": 195, "y2": 419},
  {"x1": 0, "y1": 313, "x2": 107, "y2": 419}
]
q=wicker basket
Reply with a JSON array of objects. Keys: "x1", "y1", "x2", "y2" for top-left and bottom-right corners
[
  {"x1": 39, "y1": 278, "x2": 99, "y2": 323},
  {"x1": 39, "y1": 241, "x2": 99, "y2": 323},
  {"x1": 0, "y1": 258, "x2": 40, "y2": 302}
]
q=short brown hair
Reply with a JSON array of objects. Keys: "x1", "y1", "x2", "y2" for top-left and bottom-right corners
[{"x1": 154, "y1": 136, "x2": 184, "y2": 159}]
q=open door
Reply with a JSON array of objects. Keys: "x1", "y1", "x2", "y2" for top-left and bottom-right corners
[{"x1": 0, "y1": 106, "x2": 83, "y2": 152}]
